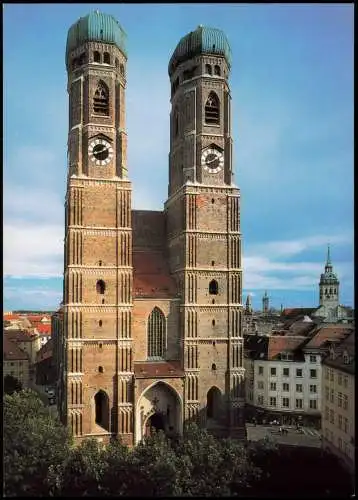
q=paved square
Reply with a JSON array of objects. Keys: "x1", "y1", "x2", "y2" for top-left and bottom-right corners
[{"x1": 246, "y1": 423, "x2": 321, "y2": 448}]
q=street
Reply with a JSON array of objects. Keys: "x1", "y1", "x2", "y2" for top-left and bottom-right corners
[{"x1": 246, "y1": 423, "x2": 321, "y2": 448}]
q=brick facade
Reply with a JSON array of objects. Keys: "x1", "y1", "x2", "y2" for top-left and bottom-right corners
[{"x1": 60, "y1": 19, "x2": 245, "y2": 445}]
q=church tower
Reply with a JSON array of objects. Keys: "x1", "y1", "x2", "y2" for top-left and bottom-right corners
[
  {"x1": 319, "y1": 245, "x2": 339, "y2": 313},
  {"x1": 262, "y1": 290, "x2": 269, "y2": 313},
  {"x1": 61, "y1": 11, "x2": 133, "y2": 444},
  {"x1": 165, "y1": 26, "x2": 245, "y2": 436}
]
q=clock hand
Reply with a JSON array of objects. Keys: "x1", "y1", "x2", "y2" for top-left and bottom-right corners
[
  {"x1": 95, "y1": 145, "x2": 107, "y2": 154},
  {"x1": 206, "y1": 156, "x2": 218, "y2": 164}
]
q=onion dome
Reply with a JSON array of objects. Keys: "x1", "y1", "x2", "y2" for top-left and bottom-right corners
[
  {"x1": 169, "y1": 25, "x2": 231, "y2": 76},
  {"x1": 66, "y1": 10, "x2": 127, "y2": 63}
]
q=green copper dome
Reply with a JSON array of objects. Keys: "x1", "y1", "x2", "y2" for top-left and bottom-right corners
[
  {"x1": 169, "y1": 25, "x2": 232, "y2": 76},
  {"x1": 66, "y1": 10, "x2": 127, "y2": 62}
]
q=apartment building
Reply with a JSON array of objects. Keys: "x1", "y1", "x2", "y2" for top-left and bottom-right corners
[
  {"x1": 244, "y1": 324, "x2": 353, "y2": 428},
  {"x1": 3, "y1": 337, "x2": 30, "y2": 389},
  {"x1": 321, "y1": 332, "x2": 355, "y2": 474},
  {"x1": 244, "y1": 335, "x2": 321, "y2": 427}
]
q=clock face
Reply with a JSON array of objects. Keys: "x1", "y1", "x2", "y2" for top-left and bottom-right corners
[
  {"x1": 201, "y1": 148, "x2": 224, "y2": 173},
  {"x1": 88, "y1": 138, "x2": 113, "y2": 166}
]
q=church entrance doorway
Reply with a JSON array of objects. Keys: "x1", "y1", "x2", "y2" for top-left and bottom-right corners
[{"x1": 145, "y1": 412, "x2": 165, "y2": 436}]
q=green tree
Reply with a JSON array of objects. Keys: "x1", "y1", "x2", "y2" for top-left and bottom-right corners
[
  {"x1": 4, "y1": 390, "x2": 71, "y2": 497},
  {"x1": 4, "y1": 374, "x2": 22, "y2": 395}
]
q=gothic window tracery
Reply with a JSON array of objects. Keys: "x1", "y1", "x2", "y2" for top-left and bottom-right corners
[
  {"x1": 103, "y1": 52, "x2": 110, "y2": 64},
  {"x1": 205, "y1": 92, "x2": 220, "y2": 125},
  {"x1": 205, "y1": 64, "x2": 212, "y2": 75},
  {"x1": 214, "y1": 65, "x2": 221, "y2": 76},
  {"x1": 93, "y1": 51, "x2": 101, "y2": 63},
  {"x1": 147, "y1": 307, "x2": 166, "y2": 359},
  {"x1": 93, "y1": 81, "x2": 109, "y2": 116}
]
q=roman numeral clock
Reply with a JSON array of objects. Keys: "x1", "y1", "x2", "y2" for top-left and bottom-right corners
[
  {"x1": 201, "y1": 147, "x2": 224, "y2": 174},
  {"x1": 88, "y1": 138, "x2": 114, "y2": 166}
]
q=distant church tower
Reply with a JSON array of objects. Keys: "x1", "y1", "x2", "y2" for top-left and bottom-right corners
[
  {"x1": 245, "y1": 294, "x2": 253, "y2": 314},
  {"x1": 262, "y1": 290, "x2": 269, "y2": 313},
  {"x1": 319, "y1": 245, "x2": 339, "y2": 312},
  {"x1": 166, "y1": 25, "x2": 245, "y2": 434},
  {"x1": 61, "y1": 12, "x2": 133, "y2": 444}
]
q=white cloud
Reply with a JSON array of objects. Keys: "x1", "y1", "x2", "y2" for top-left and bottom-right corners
[{"x1": 4, "y1": 223, "x2": 64, "y2": 278}]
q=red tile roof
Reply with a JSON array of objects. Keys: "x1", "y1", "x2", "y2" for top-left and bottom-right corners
[
  {"x1": 304, "y1": 325, "x2": 353, "y2": 349},
  {"x1": 34, "y1": 323, "x2": 52, "y2": 335},
  {"x1": 3, "y1": 337, "x2": 29, "y2": 360},
  {"x1": 268, "y1": 336, "x2": 307, "y2": 360},
  {"x1": 134, "y1": 360, "x2": 184, "y2": 378},
  {"x1": 3, "y1": 313, "x2": 21, "y2": 321},
  {"x1": 133, "y1": 250, "x2": 178, "y2": 299}
]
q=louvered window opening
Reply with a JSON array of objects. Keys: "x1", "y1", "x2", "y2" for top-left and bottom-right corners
[
  {"x1": 205, "y1": 93, "x2": 219, "y2": 125},
  {"x1": 94, "y1": 83, "x2": 109, "y2": 115},
  {"x1": 148, "y1": 308, "x2": 166, "y2": 359}
]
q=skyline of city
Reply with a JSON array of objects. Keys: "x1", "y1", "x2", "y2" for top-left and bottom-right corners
[{"x1": 4, "y1": 3, "x2": 354, "y2": 311}]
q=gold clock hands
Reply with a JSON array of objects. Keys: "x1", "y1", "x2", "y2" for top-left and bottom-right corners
[
  {"x1": 95, "y1": 145, "x2": 107, "y2": 154},
  {"x1": 206, "y1": 156, "x2": 219, "y2": 165}
]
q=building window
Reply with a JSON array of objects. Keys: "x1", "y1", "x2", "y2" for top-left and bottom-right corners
[
  {"x1": 338, "y1": 437, "x2": 343, "y2": 450},
  {"x1": 337, "y1": 392, "x2": 343, "y2": 407},
  {"x1": 330, "y1": 389, "x2": 334, "y2": 403},
  {"x1": 99, "y1": 320, "x2": 102, "y2": 327},
  {"x1": 98, "y1": 366, "x2": 104, "y2": 373},
  {"x1": 270, "y1": 397, "x2": 276, "y2": 407},
  {"x1": 343, "y1": 417, "x2": 348, "y2": 433},
  {"x1": 173, "y1": 107, "x2": 179, "y2": 137},
  {"x1": 343, "y1": 395, "x2": 348, "y2": 410},
  {"x1": 296, "y1": 399, "x2": 303, "y2": 409},
  {"x1": 270, "y1": 382, "x2": 276, "y2": 391},
  {"x1": 270, "y1": 367, "x2": 276, "y2": 376},
  {"x1": 257, "y1": 395, "x2": 264, "y2": 405},
  {"x1": 93, "y1": 81, "x2": 109, "y2": 116},
  {"x1": 338, "y1": 414, "x2": 343, "y2": 429},
  {"x1": 310, "y1": 385, "x2": 317, "y2": 393},
  {"x1": 309, "y1": 399, "x2": 317, "y2": 410},
  {"x1": 338, "y1": 373, "x2": 342, "y2": 385},
  {"x1": 296, "y1": 384, "x2": 303, "y2": 393},
  {"x1": 96, "y1": 280, "x2": 106, "y2": 294},
  {"x1": 329, "y1": 409, "x2": 334, "y2": 424},
  {"x1": 310, "y1": 355, "x2": 317, "y2": 363},
  {"x1": 205, "y1": 64, "x2": 212, "y2": 75},
  {"x1": 310, "y1": 369, "x2": 317, "y2": 379},
  {"x1": 258, "y1": 381, "x2": 264, "y2": 389},
  {"x1": 103, "y1": 52, "x2": 110, "y2": 64},
  {"x1": 205, "y1": 92, "x2": 220, "y2": 125},
  {"x1": 93, "y1": 51, "x2": 101, "y2": 63},
  {"x1": 258, "y1": 366, "x2": 264, "y2": 375},
  {"x1": 209, "y1": 280, "x2": 218, "y2": 295},
  {"x1": 296, "y1": 368, "x2": 303, "y2": 377},
  {"x1": 147, "y1": 307, "x2": 166, "y2": 359},
  {"x1": 330, "y1": 370, "x2": 334, "y2": 382},
  {"x1": 282, "y1": 397, "x2": 290, "y2": 408},
  {"x1": 211, "y1": 363, "x2": 217, "y2": 371},
  {"x1": 115, "y1": 58, "x2": 119, "y2": 69},
  {"x1": 343, "y1": 375, "x2": 348, "y2": 388},
  {"x1": 214, "y1": 64, "x2": 221, "y2": 76},
  {"x1": 282, "y1": 383, "x2": 290, "y2": 392},
  {"x1": 120, "y1": 63, "x2": 125, "y2": 76},
  {"x1": 325, "y1": 368, "x2": 329, "y2": 381},
  {"x1": 283, "y1": 368, "x2": 289, "y2": 377}
]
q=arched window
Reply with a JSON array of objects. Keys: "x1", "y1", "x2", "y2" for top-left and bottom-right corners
[
  {"x1": 209, "y1": 280, "x2": 218, "y2": 295},
  {"x1": 96, "y1": 279, "x2": 106, "y2": 294},
  {"x1": 99, "y1": 320, "x2": 102, "y2": 327},
  {"x1": 205, "y1": 92, "x2": 220, "y2": 125},
  {"x1": 98, "y1": 366, "x2": 104, "y2": 373},
  {"x1": 147, "y1": 307, "x2": 166, "y2": 359},
  {"x1": 103, "y1": 52, "x2": 110, "y2": 64},
  {"x1": 120, "y1": 63, "x2": 125, "y2": 76},
  {"x1": 93, "y1": 51, "x2": 101, "y2": 63},
  {"x1": 115, "y1": 58, "x2": 119, "y2": 69},
  {"x1": 94, "y1": 390, "x2": 109, "y2": 430},
  {"x1": 214, "y1": 65, "x2": 221, "y2": 76},
  {"x1": 211, "y1": 363, "x2": 217, "y2": 371},
  {"x1": 71, "y1": 58, "x2": 78, "y2": 70},
  {"x1": 207, "y1": 386, "x2": 221, "y2": 419},
  {"x1": 93, "y1": 81, "x2": 109, "y2": 116},
  {"x1": 205, "y1": 64, "x2": 212, "y2": 75},
  {"x1": 78, "y1": 53, "x2": 86, "y2": 66}
]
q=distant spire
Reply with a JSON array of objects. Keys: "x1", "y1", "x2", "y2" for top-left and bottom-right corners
[
  {"x1": 246, "y1": 294, "x2": 253, "y2": 313},
  {"x1": 326, "y1": 244, "x2": 331, "y2": 266}
]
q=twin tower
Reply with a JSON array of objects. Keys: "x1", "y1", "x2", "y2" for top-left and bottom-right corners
[{"x1": 58, "y1": 11, "x2": 245, "y2": 445}]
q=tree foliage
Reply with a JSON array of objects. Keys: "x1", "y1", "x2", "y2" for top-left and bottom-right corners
[{"x1": 4, "y1": 390, "x2": 72, "y2": 497}]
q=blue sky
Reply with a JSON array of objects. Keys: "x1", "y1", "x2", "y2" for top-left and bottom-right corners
[{"x1": 4, "y1": 3, "x2": 354, "y2": 312}]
